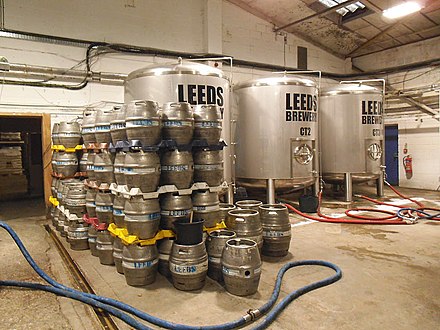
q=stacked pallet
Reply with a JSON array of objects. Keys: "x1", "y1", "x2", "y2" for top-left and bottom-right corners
[
  {"x1": 0, "y1": 132, "x2": 21, "y2": 141},
  {"x1": 0, "y1": 146, "x2": 27, "y2": 198},
  {"x1": 0, "y1": 147, "x2": 23, "y2": 175}
]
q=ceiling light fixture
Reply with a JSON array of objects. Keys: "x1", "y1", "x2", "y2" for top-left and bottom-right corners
[{"x1": 383, "y1": 1, "x2": 422, "y2": 19}]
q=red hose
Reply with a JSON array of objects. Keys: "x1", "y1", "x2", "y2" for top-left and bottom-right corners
[
  {"x1": 284, "y1": 191, "x2": 409, "y2": 225},
  {"x1": 358, "y1": 195, "x2": 408, "y2": 208},
  {"x1": 316, "y1": 191, "x2": 403, "y2": 222},
  {"x1": 285, "y1": 203, "x2": 408, "y2": 225},
  {"x1": 385, "y1": 182, "x2": 425, "y2": 208},
  {"x1": 345, "y1": 208, "x2": 397, "y2": 220},
  {"x1": 359, "y1": 184, "x2": 439, "y2": 221},
  {"x1": 284, "y1": 183, "x2": 440, "y2": 224}
]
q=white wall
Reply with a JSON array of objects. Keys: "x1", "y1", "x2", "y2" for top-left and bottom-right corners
[
  {"x1": 385, "y1": 116, "x2": 440, "y2": 190},
  {"x1": 4, "y1": 0, "x2": 206, "y2": 54},
  {"x1": 222, "y1": 1, "x2": 347, "y2": 74},
  {"x1": 352, "y1": 36, "x2": 440, "y2": 72},
  {"x1": 382, "y1": 71, "x2": 439, "y2": 191},
  {"x1": 353, "y1": 35, "x2": 440, "y2": 191},
  {"x1": 1, "y1": 0, "x2": 438, "y2": 191},
  {"x1": 0, "y1": 0, "x2": 347, "y2": 118},
  {"x1": 2, "y1": 0, "x2": 348, "y2": 73}
]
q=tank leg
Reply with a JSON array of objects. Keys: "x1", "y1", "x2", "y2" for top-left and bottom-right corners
[
  {"x1": 344, "y1": 172, "x2": 353, "y2": 202},
  {"x1": 376, "y1": 172, "x2": 384, "y2": 197},
  {"x1": 313, "y1": 176, "x2": 320, "y2": 196},
  {"x1": 267, "y1": 178, "x2": 275, "y2": 204},
  {"x1": 227, "y1": 184, "x2": 234, "y2": 204}
]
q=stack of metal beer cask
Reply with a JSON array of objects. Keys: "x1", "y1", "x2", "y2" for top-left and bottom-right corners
[
  {"x1": 50, "y1": 121, "x2": 89, "y2": 251},
  {"x1": 79, "y1": 101, "x2": 226, "y2": 290},
  {"x1": 207, "y1": 200, "x2": 292, "y2": 296},
  {"x1": 50, "y1": 104, "x2": 292, "y2": 297},
  {"x1": 82, "y1": 107, "x2": 119, "y2": 266}
]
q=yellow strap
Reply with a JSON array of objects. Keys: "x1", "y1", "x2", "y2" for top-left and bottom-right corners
[
  {"x1": 107, "y1": 222, "x2": 227, "y2": 245},
  {"x1": 51, "y1": 145, "x2": 82, "y2": 152},
  {"x1": 138, "y1": 230, "x2": 175, "y2": 246},
  {"x1": 107, "y1": 223, "x2": 129, "y2": 237},
  {"x1": 108, "y1": 223, "x2": 175, "y2": 246},
  {"x1": 204, "y1": 221, "x2": 227, "y2": 233},
  {"x1": 48, "y1": 196, "x2": 59, "y2": 206}
]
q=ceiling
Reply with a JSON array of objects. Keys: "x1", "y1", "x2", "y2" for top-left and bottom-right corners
[{"x1": 228, "y1": 0, "x2": 440, "y2": 59}]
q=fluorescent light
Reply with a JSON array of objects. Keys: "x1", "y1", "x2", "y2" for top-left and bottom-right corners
[{"x1": 383, "y1": 1, "x2": 422, "y2": 19}]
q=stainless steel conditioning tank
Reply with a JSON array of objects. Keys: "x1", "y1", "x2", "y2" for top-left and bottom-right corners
[
  {"x1": 320, "y1": 83, "x2": 385, "y2": 201},
  {"x1": 233, "y1": 75, "x2": 319, "y2": 201},
  {"x1": 124, "y1": 59, "x2": 232, "y2": 200}
]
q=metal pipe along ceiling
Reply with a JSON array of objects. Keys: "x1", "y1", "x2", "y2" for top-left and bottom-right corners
[
  {"x1": 2, "y1": 57, "x2": 439, "y2": 89},
  {"x1": 2, "y1": 63, "x2": 126, "y2": 85},
  {"x1": 0, "y1": 29, "x2": 437, "y2": 74},
  {"x1": 0, "y1": 31, "x2": 439, "y2": 89}
]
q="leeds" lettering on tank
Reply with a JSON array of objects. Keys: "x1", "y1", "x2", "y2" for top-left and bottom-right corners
[
  {"x1": 178, "y1": 84, "x2": 224, "y2": 107},
  {"x1": 361, "y1": 100, "x2": 383, "y2": 125},
  {"x1": 285, "y1": 93, "x2": 317, "y2": 122}
]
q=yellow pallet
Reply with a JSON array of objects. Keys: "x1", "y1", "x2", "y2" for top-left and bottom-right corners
[
  {"x1": 107, "y1": 223, "x2": 174, "y2": 246},
  {"x1": 204, "y1": 221, "x2": 227, "y2": 233},
  {"x1": 107, "y1": 221, "x2": 227, "y2": 246},
  {"x1": 51, "y1": 145, "x2": 83, "y2": 152}
]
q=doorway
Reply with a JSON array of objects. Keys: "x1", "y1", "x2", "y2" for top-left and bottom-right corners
[
  {"x1": 0, "y1": 113, "x2": 51, "y2": 204},
  {"x1": 385, "y1": 125, "x2": 399, "y2": 185}
]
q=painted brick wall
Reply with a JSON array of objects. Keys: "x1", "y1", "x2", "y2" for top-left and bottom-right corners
[
  {"x1": 1, "y1": 0, "x2": 437, "y2": 191},
  {"x1": 355, "y1": 36, "x2": 440, "y2": 191},
  {"x1": 4, "y1": 0, "x2": 206, "y2": 53},
  {"x1": 222, "y1": 1, "x2": 347, "y2": 73},
  {"x1": 0, "y1": 0, "x2": 346, "y2": 119},
  {"x1": 385, "y1": 116, "x2": 440, "y2": 190},
  {"x1": 353, "y1": 37, "x2": 440, "y2": 72}
]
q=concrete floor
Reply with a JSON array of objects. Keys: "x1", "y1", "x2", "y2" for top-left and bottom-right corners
[{"x1": 0, "y1": 186, "x2": 439, "y2": 330}]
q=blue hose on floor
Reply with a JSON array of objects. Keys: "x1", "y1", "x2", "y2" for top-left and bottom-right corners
[
  {"x1": 0, "y1": 280, "x2": 153, "y2": 330},
  {"x1": 396, "y1": 208, "x2": 440, "y2": 221},
  {"x1": 0, "y1": 221, "x2": 342, "y2": 329}
]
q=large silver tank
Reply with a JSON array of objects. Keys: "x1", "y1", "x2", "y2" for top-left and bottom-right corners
[
  {"x1": 233, "y1": 75, "x2": 319, "y2": 200},
  {"x1": 124, "y1": 59, "x2": 232, "y2": 200},
  {"x1": 320, "y1": 84, "x2": 384, "y2": 201}
]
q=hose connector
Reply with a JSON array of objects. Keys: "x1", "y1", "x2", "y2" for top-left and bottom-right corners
[
  {"x1": 319, "y1": 178, "x2": 325, "y2": 192},
  {"x1": 397, "y1": 208, "x2": 420, "y2": 224},
  {"x1": 243, "y1": 309, "x2": 261, "y2": 322},
  {"x1": 402, "y1": 216, "x2": 418, "y2": 224}
]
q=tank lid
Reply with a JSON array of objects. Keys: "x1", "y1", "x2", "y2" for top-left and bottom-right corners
[
  {"x1": 127, "y1": 60, "x2": 226, "y2": 80},
  {"x1": 321, "y1": 84, "x2": 382, "y2": 96},
  {"x1": 233, "y1": 75, "x2": 317, "y2": 90}
]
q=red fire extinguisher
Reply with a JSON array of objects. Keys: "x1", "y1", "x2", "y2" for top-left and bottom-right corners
[{"x1": 403, "y1": 155, "x2": 413, "y2": 175}]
